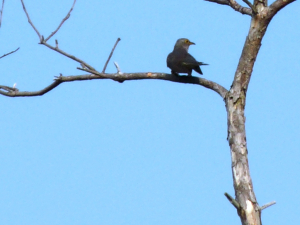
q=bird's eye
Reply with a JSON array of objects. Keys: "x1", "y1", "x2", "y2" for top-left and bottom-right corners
[{"x1": 184, "y1": 40, "x2": 189, "y2": 44}]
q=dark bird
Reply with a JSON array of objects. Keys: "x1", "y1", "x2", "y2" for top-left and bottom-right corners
[{"x1": 167, "y1": 38, "x2": 208, "y2": 76}]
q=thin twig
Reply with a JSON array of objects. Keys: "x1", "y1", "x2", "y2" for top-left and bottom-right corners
[
  {"x1": 44, "y1": 0, "x2": 77, "y2": 42},
  {"x1": 42, "y1": 41, "x2": 96, "y2": 71},
  {"x1": 77, "y1": 67, "x2": 103, "y2": 76},
  {"x1": 224, "y1": 192, "x2": 240, "y2": 210},
  {"x1": 20, "y1": 1, "x2": 96, "y2": 73},
  {"x1": 20, "y1": 0, "x2": 42, "y2": 41},
  {"x1": 0, "y1": 85, "x2": 18, "y2": 92},
  {"x1": 0, "y1": 47, "x2": 20, "y2": 59},
  {"x1": 114, "y1": 62, "x2": 123, "y2": 74},
  {"x1": 0, "y1": 72, "x2": 228, "y2": 98},
  {"x1": 0, "y1": 0, "x2": 5, "y2": 28},
  {"x1": 102, "y1": 38, "x2": 121, "y2": 73},
  {"x1": 205, "y1": 0, "x2": 229, "y2": 5},
  {"x1": 260, "y1": 201, "x2": 276, "y2": 210}
]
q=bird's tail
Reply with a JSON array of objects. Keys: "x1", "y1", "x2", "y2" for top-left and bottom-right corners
[{"x1": 198, "y1": 62, "x2": 208, "y2": 66}]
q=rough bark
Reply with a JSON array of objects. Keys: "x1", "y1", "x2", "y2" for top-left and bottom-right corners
[{"x1": 224, "y1": 4, "x2": 283, "y2": 225}]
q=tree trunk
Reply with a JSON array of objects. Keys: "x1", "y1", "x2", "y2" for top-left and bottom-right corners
[{"x1": 225, "y1": 10, "x2": 272, "y2": 225}]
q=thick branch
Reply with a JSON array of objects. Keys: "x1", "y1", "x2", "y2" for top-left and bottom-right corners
[
  {"x1": 268, "y1": 0, "x2": 296, "y2": 18},
  {"x1": 204, "y1": 0, "x2": 252, "y2": 16},
  {"x1": 0, "y1": 73, "x2": 228, "y2": 98}
]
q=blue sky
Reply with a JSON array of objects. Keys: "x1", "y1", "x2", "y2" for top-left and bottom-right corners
[{"x1": 0, "y1": 0, "x2": 299, "y2": 224}]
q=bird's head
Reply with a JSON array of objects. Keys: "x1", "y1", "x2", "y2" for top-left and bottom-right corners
[{"x1": 174, "y1": 38, "x2": 195, "y2": 51}]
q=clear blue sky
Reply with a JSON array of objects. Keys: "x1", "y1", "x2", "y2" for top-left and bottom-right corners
[{"x1": 0, "y1": 0, "x2": 299, "y2": 224}]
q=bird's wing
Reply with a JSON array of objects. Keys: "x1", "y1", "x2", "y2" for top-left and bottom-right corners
[{"x1": 181, "y1": 53, "x2": 208, "y2": 67}]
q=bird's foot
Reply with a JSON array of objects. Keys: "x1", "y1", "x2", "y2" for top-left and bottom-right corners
[{"x1": 171, "y1": 71, "x2": 179, "y2": 76}]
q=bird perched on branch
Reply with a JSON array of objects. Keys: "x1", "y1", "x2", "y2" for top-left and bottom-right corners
[{"x1": 167, "y1": 38, "x2": 208, "y2": 76}]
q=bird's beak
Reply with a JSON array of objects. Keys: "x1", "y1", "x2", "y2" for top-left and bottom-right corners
[{"x1": 189, "y1": 41, "x2": 195, "y2": 45}]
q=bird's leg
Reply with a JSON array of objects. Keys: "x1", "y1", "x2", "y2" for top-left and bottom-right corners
[{"x1": 171, "y1": 70, "x2": 179, "y2": 76}]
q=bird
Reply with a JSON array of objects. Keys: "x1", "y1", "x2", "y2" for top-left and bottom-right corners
[{"x1": 167, "y1": 38, "x2": 208, "y2": 76}]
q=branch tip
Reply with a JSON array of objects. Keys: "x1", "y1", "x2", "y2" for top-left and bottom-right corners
[
  {"x1": 21, "y1": 0, "x2": 42, "y2": 40},
  {"x1": 44, "y1": 0, "x2": 77, "y2": 42},
  {"x1": 0, "y1": 47, "x2": 20, "y2": 59},
  {"x1": 260, "y1": 201, "x2": 276, "y2": 210},
  {"x1": 102, "y1": 38, "x2": 121, "y2": 73},
  {"x1": 114, "y1": 62, "x2": 123, "y2": 75}
]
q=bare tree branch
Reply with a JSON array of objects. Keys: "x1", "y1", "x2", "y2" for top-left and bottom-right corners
[
  {"x1": 20, "y1": 0, "x2": 42, "y2": 41},
  {"x1": 19, "y1": 0, "x2": 96, "y2": 71},
  {"x1": 42, "y1": 41, "x2": 96, "y2": 71},
  {"x1": 102, "y1": 38, "x2": 121, "y2": 73},
  {"x1": 267, "y1": 0, "x2": 296, "y2": 18},
  {"x1": 205, "y1": 0, "x2": 229, "y2": 5},
  {"x1": 204, "y1": 0, "x2": 252, "y2": 16},
  {"x1": 20, "y1": 0, "x2": 77, "y2": 43},
  {"x1": 0, "y1": 47, "x2": 20, "y2": 59},
  {"x1": 114, "y1": 62, "x2": 123, "y2": 74},
  {"x1": 44, "y1": 0, "x2": 77, "y2": 42},
  {"x1": 260, "y1": 201, "x2": 276, "y2": 210},
  {"x1": 0, "y1": 85, "x2": 18, "y2": 93},
  {"x1": 0, "y1": 0, "x2": 5, "y2": 28},
  {"x1": 0, "y1": 73, "x2": 228, "y2": 98},
  {"x1": 224, "y1": 192, "x2": 241, "y2": 210},
  {"x1": 242, "y1": 0, "x2": 257, "y2": 14}
]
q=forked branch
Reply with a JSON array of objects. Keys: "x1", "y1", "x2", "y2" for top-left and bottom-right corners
[
  {"x1": 241, "y1": 0, "x2": 257, "y2": 14},
  {"x1": 13, "y1": 1, "x2": 228, "y2": 99},
  {"x1": 21, "y1": 0, "x2": 76, "y2": 42},
  {"x1": 20, "y1": 0, "x2": 96, "y2": 71},
  {"x1": 0, "y1": 73, "x2": 228, "y2": 98}
]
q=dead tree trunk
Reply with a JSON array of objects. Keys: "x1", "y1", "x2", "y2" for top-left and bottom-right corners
[{"x1": 224, "y1": 2, "x2": 293, "y2": 224}]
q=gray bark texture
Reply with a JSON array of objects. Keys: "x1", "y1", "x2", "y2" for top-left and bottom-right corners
[{"x1": 224, "y1": 0, "x2": 295, "y2": 224}]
